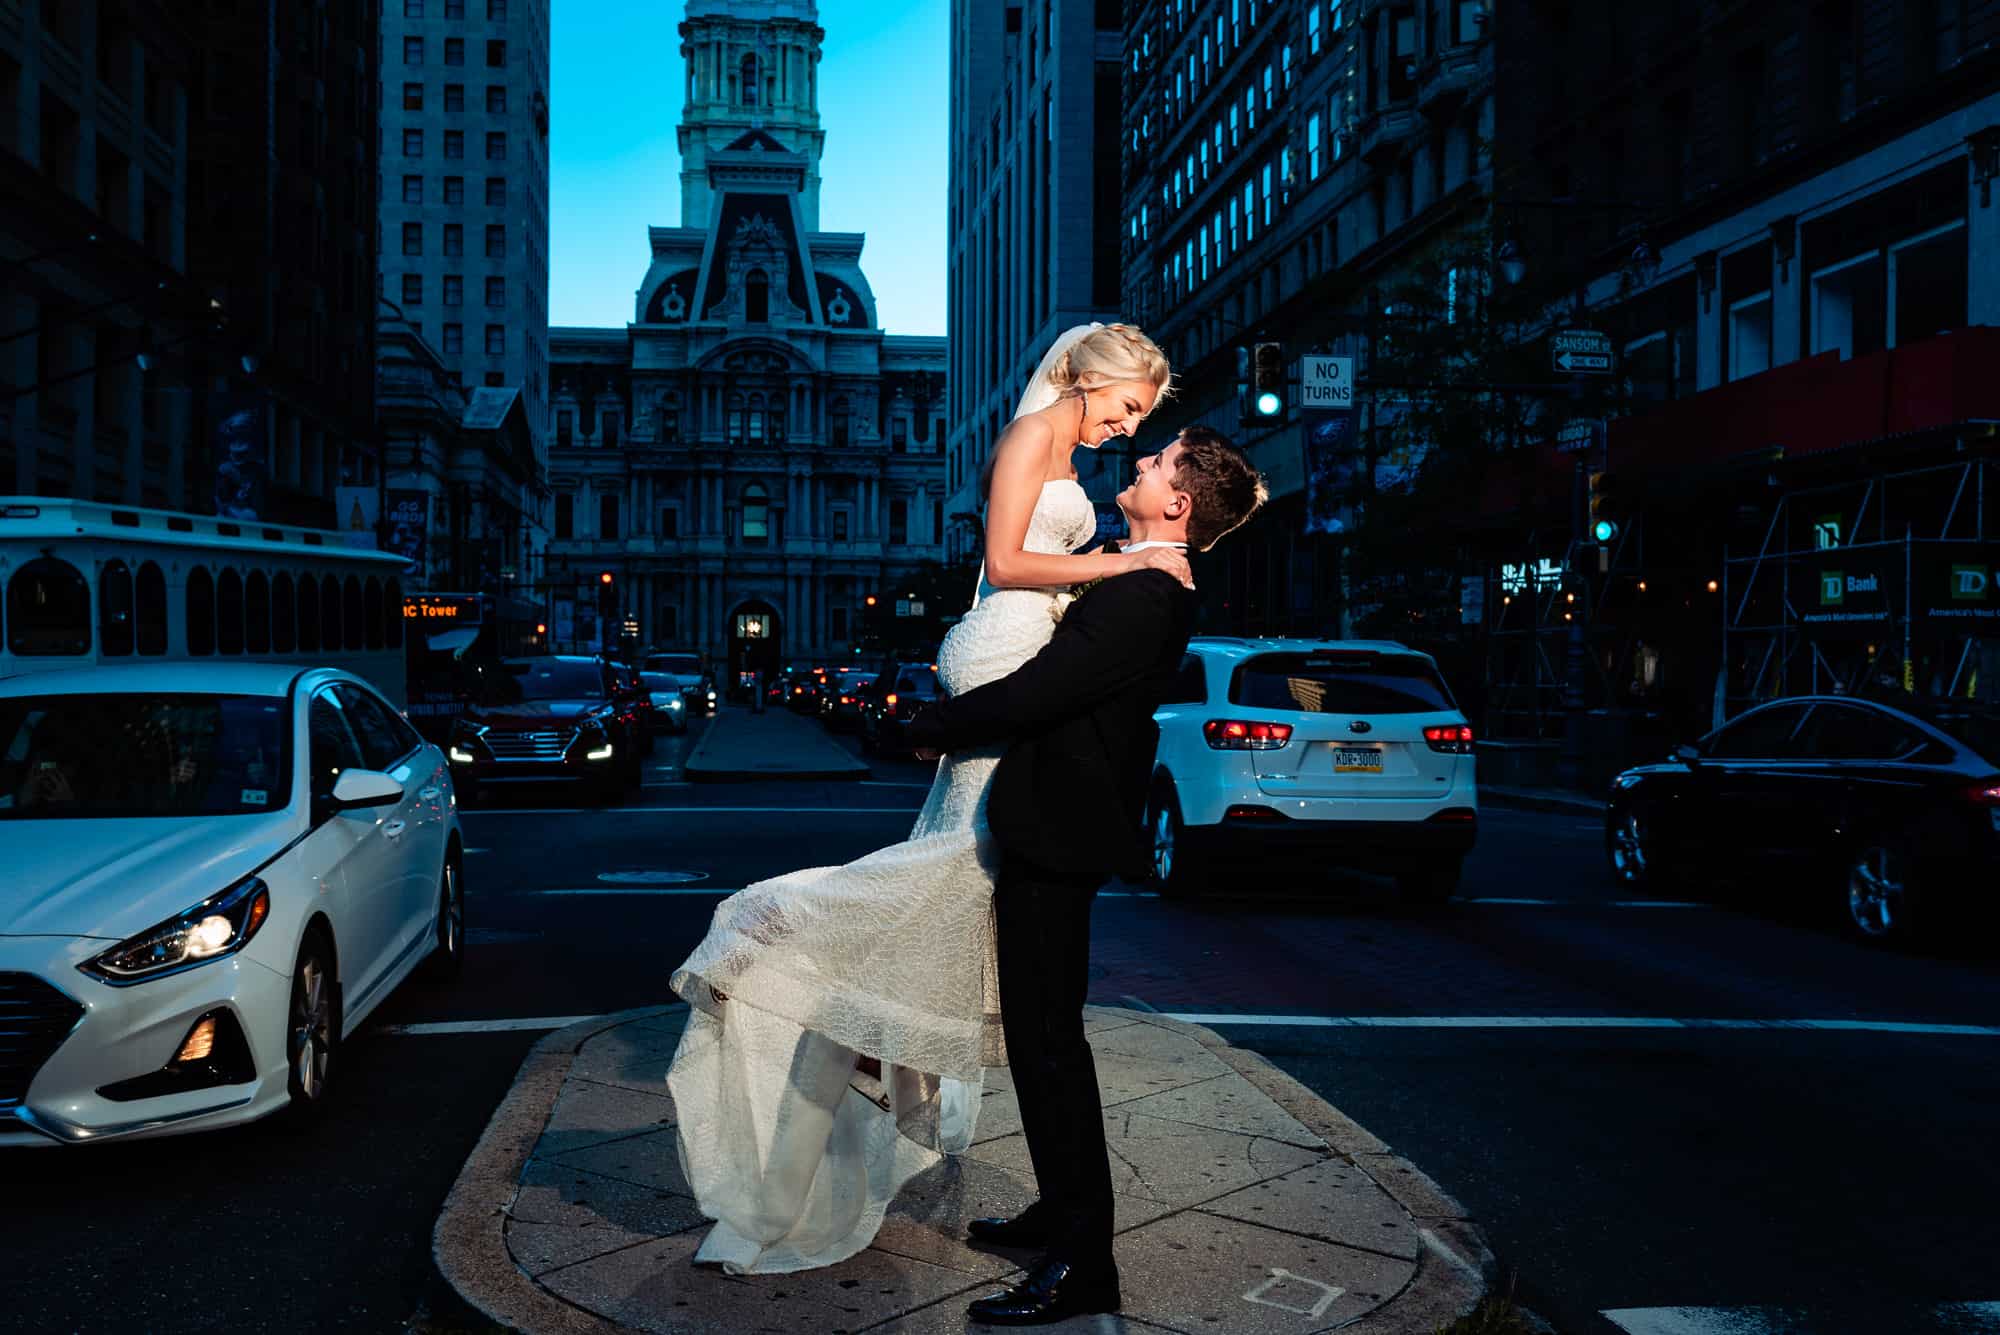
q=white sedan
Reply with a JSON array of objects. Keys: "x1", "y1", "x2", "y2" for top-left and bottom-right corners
[{"x1": 0, "y1": 663, "x2": 465, "y2": 1145}]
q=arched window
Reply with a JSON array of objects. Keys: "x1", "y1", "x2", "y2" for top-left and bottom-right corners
[
  {"x1": 6, "y1": 558, "x2": 91, "y2": 656},
  {"x1": 246, "y1": 570, "x2": 271, "y2": 653},
  {"x1": 186, "y1": 566, "x2": 215, "y2": 657},
  {"x1": 748, "y1": 392, "x2": 766, "y2": 440},
  {"x1": 831, "y1": 397, "x2": 851, "y2": 447},
  {"x1": 741, "y1": 482, "x2": 769, "y2": 542},
  {"x1": 342, "y1": 576, "x2": 364, "y2": 651},
  {"x1": 272, "y1": 572, "x2": 296, "y2": 652},
  {"x1": 217, "y1": 568, "x2": 245, "y2": 654},
  {"x1": 297, "y1": 574, "x2": 320, "y2": 652},
  {"x1": 740, "y1": 53, "x2": 759, "y2": 106},
  {"x1": 135, "y1": 561, "x2": 167, "y2": 655},
  {"x1": 385, "y1": 578, "x2": 404, "y2": 648},
  {"x1": 364, "y1": 577, "x2": 384, "y2": 649},
  {"x1": 100, "y1": 560, "x2": 134, "y2": 657},
  {"x1": 745, "y1": 268, "x2": 769, "y2": 323},
  {"x1": 321, "y1": 573, "x2": 342, "y2": 650}
]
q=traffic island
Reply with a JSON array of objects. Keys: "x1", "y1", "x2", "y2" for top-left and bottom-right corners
[
  {"x1": 682, "y1": 705, "x2": 869, "y2": 781},
  {"x1": 434, "y1": 1005, "x2": 1497, "y2": 1334}
]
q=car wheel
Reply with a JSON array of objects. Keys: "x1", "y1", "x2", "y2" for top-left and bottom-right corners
[
  {"x1": 1148, "y1": 785, "x2": 1204, "y2": 898},
  {"x1": 1845, "y1": 838, "x2": 1914, "y2": 943},
  {"x1": 282, "y1": 928, "x2": 340, "y2": 1122},
  {"x1": 1607, "y1": 802, "x2": 1670, "y2": 890},
  {"x1": 1397, "y1": 860, "x2": 1462, "y2": 906},
  {"x1": 422, "y1": 858, "x2": 466, "y2": 981}
]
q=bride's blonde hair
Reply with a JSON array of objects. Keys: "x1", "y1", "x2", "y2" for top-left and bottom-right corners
[{"x1": 1047, "y1": 323, "x2": 1174, "y2": 401}]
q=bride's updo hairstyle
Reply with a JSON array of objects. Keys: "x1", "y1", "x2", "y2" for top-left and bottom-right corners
[{"x1": 1048, "y1": 323, "x2": 1174, "y2": 401}]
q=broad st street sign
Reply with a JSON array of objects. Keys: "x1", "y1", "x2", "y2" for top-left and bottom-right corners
[
  {"x1": 1555, "y1": 418, "x2": 1603, "y2": 454},
  {"x1": 1550, "y1": 329, "x2": 1615, "y2": 375}
]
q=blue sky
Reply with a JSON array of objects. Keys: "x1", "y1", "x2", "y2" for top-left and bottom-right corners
[{"x1": 549, "y1": 1, "x2": 949, "y2": 335}]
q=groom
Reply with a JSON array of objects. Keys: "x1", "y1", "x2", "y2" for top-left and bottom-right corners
[{"x1": 909, "y1": 426, "x2": 1265, "y2": 1325}]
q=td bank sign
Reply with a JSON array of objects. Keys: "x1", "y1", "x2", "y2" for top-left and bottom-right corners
[{"x1": 1818, "y1": 570, "x2": 1880, "y2": 606}]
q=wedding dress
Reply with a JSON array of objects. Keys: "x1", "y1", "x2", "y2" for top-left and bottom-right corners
[{"x1": 665, "y1": 332, "x2": 1105, "y2": 1276}]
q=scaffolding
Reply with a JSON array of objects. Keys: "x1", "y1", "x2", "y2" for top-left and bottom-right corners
[{"x1": 1722, "y1": 457, "x2": 1998, "y2": 718}]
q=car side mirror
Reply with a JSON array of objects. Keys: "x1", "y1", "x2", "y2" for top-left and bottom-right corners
[
  {"x1": 1673, "y1": 743, "x2": 1701, "y2": 767},
  {"x1": 330, "y1": 768, "x2": 404, "y2": 810}
]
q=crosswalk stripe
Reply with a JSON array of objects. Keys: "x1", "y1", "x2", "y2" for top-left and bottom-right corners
[
  {"x1": 1165, "y1": 1014, "x2": 2000, "y2": 1036},
  {"x1": 377, "y1": 1016, "x2": 602, "y2": 1036}
]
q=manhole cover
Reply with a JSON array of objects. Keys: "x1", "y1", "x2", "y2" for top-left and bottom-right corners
[{"x1": 596, "y1": 870, "x2": 711, "y2": 885}]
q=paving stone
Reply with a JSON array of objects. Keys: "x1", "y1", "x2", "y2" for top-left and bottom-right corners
[
  {"x1": 967, "y1": 1115, "x2": 1325, "y2": 1210},
  {"x1": 1091, "y1": 1044, "x2": 1236, "y2": 1106},
  {"x1": 543, "y1": 1126, "x2": 694, "y2": 1196},
  {"x1": 504, "y1": 1157, "x2": 708, "y2": 1277},
  {"x1": 537, "y1": 1075, "x2": 679, "y2": 1156},
  {"x1": 1110, "y1": 1071, "x2": 1327, "y2": 1150},
  {"x1": 535, "y1": 1227, "x2": 991, "y2": 1334},
  {"x1": 568, "y1": 1025, "x2": 685, "y2": 1095},
  {"x1": 1197, "y1": 1159, "x2": 1421, "y2": 1261},
  {"x1": 969, "y1": 1080, "x2": 1023, "y2": 1145},
  {"x1": 1112, "y1": 1210, "x2": 1415, "y2": 1334}
]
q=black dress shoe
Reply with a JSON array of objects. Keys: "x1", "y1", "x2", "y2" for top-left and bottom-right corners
[
  {"x1": 966, "y1": 1201, "x2": 1051, "y2": 1249},
  {"x1": 967, "y1": 1256, "x2": 1121, "y2": 1326}
]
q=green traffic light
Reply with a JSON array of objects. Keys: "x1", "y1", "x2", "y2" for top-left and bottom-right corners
[
  {"x1": 1255, "y1": 391, "x2": 1282, "y2": 416},
  {"x1": 1593, "y1": 519, "x2": 1618, "y2": 543}
]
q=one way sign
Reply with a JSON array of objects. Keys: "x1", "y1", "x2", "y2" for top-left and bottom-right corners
[{"x1": 1550, "y1": 329, "x2": 1614, "y2": 375}]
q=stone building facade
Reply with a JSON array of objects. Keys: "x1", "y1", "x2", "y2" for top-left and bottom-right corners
[{"x1": 543, "y1": 0, "x2": 947, "y2": 683}]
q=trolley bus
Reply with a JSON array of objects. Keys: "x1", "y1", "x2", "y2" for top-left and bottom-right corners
[{"x1": 0, "y1": 496, "x2": 411, "y2": 705}]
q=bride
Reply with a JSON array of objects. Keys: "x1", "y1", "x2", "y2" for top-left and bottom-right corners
[{"x1": 664, "y1": 322, "x2": 1183, "y2": 1275}]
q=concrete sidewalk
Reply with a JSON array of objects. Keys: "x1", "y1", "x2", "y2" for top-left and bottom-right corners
[
  {"x1": 683, "y1": 704, "x2": 869, "y2": 782},
  {"x1": 435, "y1": 1006, "x2": 1494, "y2": 1334}
]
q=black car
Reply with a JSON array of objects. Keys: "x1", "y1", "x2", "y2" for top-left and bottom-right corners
[
  {"x1": 816, "y1": 668, "x2": 877, "y2": 732},
  {"x1": 1606, "y1": 694, "x2": 2000, "y2": 942},
  {"x1": 860, "y1": 661, "x2": 944, "y2": 757},
  {"x1": 447, "y1": 656, "x2": 645, "y2": 804},
  {"x1": 643, "y1": 652, "x2": 717, "y2": 715}
]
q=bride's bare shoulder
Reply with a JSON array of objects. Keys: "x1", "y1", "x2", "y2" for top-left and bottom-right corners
[{"x1": 996, "y1": 414, "x2": 1054, "y2": 452}]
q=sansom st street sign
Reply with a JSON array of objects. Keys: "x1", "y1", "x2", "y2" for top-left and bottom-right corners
[{"x1": 1550, "y1": 329, "x2": 1615, "y2": 375}]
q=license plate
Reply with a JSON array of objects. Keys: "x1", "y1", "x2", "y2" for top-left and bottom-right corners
[{"x1": 1332, "y1": 747, "x2": 1382, "y2": 773}]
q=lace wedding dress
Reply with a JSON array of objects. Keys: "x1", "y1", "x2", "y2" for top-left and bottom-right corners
[{"x1": 665, "y1": 477, "x2": 1100, "y2": 1275}]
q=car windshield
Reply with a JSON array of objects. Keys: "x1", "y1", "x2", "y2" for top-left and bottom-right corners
[
  {"x1": 1230, "y1": 652, "x2": 1456, "y2": 715},
  {"x1": 646, "y1": 655, "x2": 701, "y2": 676},
  {"x1": 894, "y1": 667, "x2": 941, "y2": 694},
  {"x1": 0, "y1": 693, "x2": 289, "y2": 819},
  {"x1": 489, "y1": 660, "x2": 605, "y2": 703},
  {"x1": 640, "y1": 672, "x2": 681, "y2": 691}
]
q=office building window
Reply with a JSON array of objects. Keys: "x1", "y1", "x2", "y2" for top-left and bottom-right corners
[
  {"x1": 401, "y1": 274, "x2": 423, "y2": 305},
  {"x1": 444, "y1": 83, "x2": 464, "y2": 112},
  {"x1": 485, "y1": 223, "x2": 505, "y2": 258},
  {"x1": 402, "y1": 222, "x2": 422, "y2": 255},
  {"x1": 659, "y1": 508, "x2": 678, "y2": 538},
  {"x1": 403, "y1": 36, "x2": 423, "y2": 64},
  {"x1": 554, "y1": 493, "x2": 572, "y2": 538},
  {"x1": 445, "y1": 0, "x2": 463, "y2": 15},
  {"x1": 1308, "y1": 3, "x2": 1321, "y2": 52},
  {"x1": 485, "y1": 130, "x2": 504, "y2": 159},
  {"x1": 488, "y1": 0, "x2": 508, "y2": 17},
  {"x1": 486, "y1": 84, "x2": 506, "y2": 113},
  {"x1": 485, "y1": 175, "x2": 505, "y2": 205},
  {"x1": 889, "y1": 499, "x2": 908, "y2": 545},
  {"x1": 402, "y1": 82, "x2": 423, "y2": 111},
  {"x1": 485, "y1": 276, "x2": 504, "y2": 307},
  {"x1": 443, "y1": 323, "x2": 463, "y2": 353},
  {"x1": 445, "y1": 37, "x2": 464, "y2": 66},
  {"x1": 404, "y1": 0, "x2": 424, "y2": 15},
  {"x1": 402, "y1": 128, "x2": 423, "y2": 156},
  {"x1": 1308, "y1": 112, "x2": 1322, "y2": 177},
  {"x1": 600, "y1": 496, "x2": 619, "y2": 539},
  {"x1": 443, "y1": 274, "x2": 463, "y2": 305},
  {"x1": 444, "y1": 175, "x2": 464, "y2": 203},
  {"x1": 444, "y1": 129, "x2": 463, "y2": 158},
  {"x1": 402, "y1": 174, "x2": 423, "y2": 203},
  {"x1": 832, "y1": 509, "x2": 849, "y2": 541},
  {"x1": 444, "y1": 223, "x2": 463, "y2": 255},
  {"x1": 484, "y1": 325, "x2": 504, "y2": 355},
  {"x1": 486, "y1": 39, "x2": 506, "y2": 67}
]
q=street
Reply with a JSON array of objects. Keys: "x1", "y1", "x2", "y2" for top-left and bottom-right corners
[{"x1": 4, "y1": 710, "x2": 1998, "y2": 1334}]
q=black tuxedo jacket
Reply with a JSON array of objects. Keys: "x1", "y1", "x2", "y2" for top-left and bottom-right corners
[{"x1": 906, "y1": 568, "x2": 1196, "y2": 882}]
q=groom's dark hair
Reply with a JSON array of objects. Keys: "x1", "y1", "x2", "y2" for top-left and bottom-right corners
[{"x1": 1172, "y1": 427, "x2": 1268, "y2": 551}]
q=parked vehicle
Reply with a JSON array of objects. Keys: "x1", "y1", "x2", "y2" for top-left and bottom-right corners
[
  {"x1": 1145, "y1": 637, "x2": 1478, "y2": 902},
  {"x1": 446, "y1": 656, "x2": 642, "y2": 804},
  {"x1": 642, "y1": 652, "x2": 716, "y2": 715},
  {"x1": 1606, "y1": 693, "x2": 2000, "y2": 943},
  {"x1": 640, "y1": 671, "x2": 691, "y2": 734},
  {"x1": 860, "y1": 661, "x2": 945, "y2": 757},
  {"x1": 816, "y1": 668, "x2": 877, "y2": 731},
  {"x1": 0, "y1": 663, "x2": 465, "y2": 1145}
]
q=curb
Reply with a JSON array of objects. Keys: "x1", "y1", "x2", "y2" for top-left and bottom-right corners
[
  {"x1": 1480, "y1": 784, "x2": 1605, "y2": 818},
  {"x1": 433, "y1": 1006, "x2": 1495, "y2": 1334}
]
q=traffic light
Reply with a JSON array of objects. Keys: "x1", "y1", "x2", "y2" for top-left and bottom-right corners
[
  {"x1": 1252, "y1": 342, "x2": 1287, "y2": 421},
  {"x1": 1587, "y1": 471, "x2": 1621, "y2": 544}
]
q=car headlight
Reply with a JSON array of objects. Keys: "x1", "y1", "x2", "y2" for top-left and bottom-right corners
[
  {"x1": 665, "y1": 696, "x2": 684, "y2": 712},
  {"x1": 449, "y1": 745, "x2": 476, "y2": 764},
  {"x1": 81, "y1": 877, "x2": 271, "y2": 986}
]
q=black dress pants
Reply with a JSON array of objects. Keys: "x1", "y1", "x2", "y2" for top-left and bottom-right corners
[{"x1": 994, "y1": 849, "x2": 1115, "y2": 1264}]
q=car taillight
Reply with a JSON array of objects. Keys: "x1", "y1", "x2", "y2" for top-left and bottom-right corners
[
  {"x1": 1962, "y1": 780, "x2": 2000, "y2": 806},
  {"x1": 1424, "y1": 724, "x2": 1475, "y2": 754},
  {"x1": 1224, "y1": 804, "x2": 1286, "y2": 821},
  {"x1": 885, "y1": 693, "x2": 898, "y2": 708},
  {"x1": 1203, "y1": 719, "x2": 1293, "y2": 750}
]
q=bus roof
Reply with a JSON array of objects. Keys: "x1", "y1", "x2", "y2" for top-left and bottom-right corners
[{"x1": 0, "y1": 496, "x2": 408, "y2": 570}]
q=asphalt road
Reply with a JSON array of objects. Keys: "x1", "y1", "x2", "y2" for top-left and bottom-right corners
[{"x1": 5, "y1": 707, "x2": 1997, "y2": 1335}]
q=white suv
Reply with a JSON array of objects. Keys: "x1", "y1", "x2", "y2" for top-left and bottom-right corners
[{"x1": 1146, "y1": 636, "x2": 1478, "y2": 902}]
